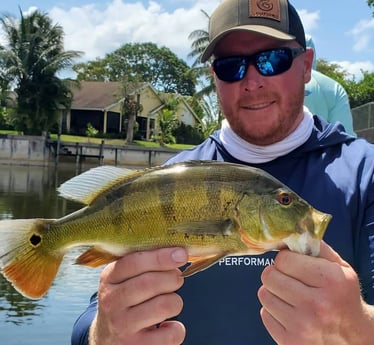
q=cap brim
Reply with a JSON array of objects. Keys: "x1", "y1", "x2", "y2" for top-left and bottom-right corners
[{"x1": 201, "y1": 25, "x2": 296, "y2": 63}]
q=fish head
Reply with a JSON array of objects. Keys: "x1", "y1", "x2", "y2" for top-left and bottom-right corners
[{"x1": 236, "y1": 187, "x2": 332, "y2": 256}]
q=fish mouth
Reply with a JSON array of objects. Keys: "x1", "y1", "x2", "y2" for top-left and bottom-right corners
[
  {"x1": 311, "y1": 209, "x2": 332, "y2": 240},
  {"x1": 282, "y1": 232, "x2": 320, "y2": 256},
  {"x1": 284, "y1": 208, "x2": 332, "y2": 256}
]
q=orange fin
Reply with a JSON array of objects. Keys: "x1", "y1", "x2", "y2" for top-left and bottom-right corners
[
  {"x1": 0, "y1": 218, "x2": 62, "y2": 299},
  {"x1": 239, "y1": 228, "x2": 267, "y2": 254},
  {"x1": 182, "y1": 253, "x2": 227, "y2": 277},
  {"x1": 75, "y1": 247, "x2": 121, "y2": 267},
  {"x1": 3, "y1": 252, "x2": 63, "y2": 300}
]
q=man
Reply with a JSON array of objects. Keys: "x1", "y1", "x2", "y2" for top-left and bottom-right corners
[
  {"x1": 304, "y1": 35, "x2": 356, "y2": 136},
  {"x1": 71, "y1": 0, "x2": 374, "y2": 344}
]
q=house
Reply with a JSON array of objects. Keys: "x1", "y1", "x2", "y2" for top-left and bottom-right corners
[
  {"x1": 64, "y1": 81, "x2": 200, "y2": 140},
  {"x1": 65, "y1": 81, "x2": 163, "y2": 140}
]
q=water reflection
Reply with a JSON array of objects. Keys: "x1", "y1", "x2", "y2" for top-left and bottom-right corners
[
  {"x1": 0, "y1": 275, "x2": 44, "y2": 325},
  {"x1": 0, "y1": 164, "x2": 103, "y2": 345}
]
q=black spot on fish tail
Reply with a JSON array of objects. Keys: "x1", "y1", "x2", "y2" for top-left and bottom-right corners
[{"x1": 30, "y1": 234, "x2": 42, "y2": 247}]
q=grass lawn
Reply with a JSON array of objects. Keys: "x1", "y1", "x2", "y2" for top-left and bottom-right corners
[
  {"x1": 50, "y1": 134, "x2": 194, "y2": 150},
  {"x1": 0, "y1": 130, "x2": 194, "y2": 150}
]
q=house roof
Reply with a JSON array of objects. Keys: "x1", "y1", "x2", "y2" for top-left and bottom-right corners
[{"x1": 71, "y1": 81, "x2": 146, "y2": 110}]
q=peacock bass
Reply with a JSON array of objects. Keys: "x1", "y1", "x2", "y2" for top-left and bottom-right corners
[{"x1": 0, "y1": 161, "x2": 331, "y2": 299}]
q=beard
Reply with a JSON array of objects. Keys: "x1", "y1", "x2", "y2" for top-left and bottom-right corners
[{"x1": 220, "y1": 85, "x2": 306, "y2": 146}]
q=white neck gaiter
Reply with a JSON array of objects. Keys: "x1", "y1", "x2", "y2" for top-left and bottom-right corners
[{"x1": 219, "y1": 107, "x2": 314, "y2": 163}]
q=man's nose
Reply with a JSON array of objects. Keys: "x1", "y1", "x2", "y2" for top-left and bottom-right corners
[{"x1": 243, "y1": 64, "x2": 264, "y2": 91}]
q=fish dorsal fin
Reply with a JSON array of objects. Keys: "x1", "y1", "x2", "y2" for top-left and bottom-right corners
[{"x1": 57, "y1": 166, "x2": 137, "y2": 205}]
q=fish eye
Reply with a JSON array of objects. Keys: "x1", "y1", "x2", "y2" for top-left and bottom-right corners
[{"x1": 277, "y1": 192, "x2": 292, "y2": 205}]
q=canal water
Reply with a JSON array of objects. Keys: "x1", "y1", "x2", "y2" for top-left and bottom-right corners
[{"x1": 0, "y1": 164, "x2": 106, "y2": 345}]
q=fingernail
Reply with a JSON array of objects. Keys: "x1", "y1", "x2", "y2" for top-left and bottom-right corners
[{"x1": 171, "y1": 248, "x2": 187, "y2": 263}]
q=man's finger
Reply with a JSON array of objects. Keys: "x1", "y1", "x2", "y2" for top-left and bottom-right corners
[
  {"x1": 103, "y1": 247, "x2": 188, "y2": 284},
  {"x1": 318, "y1": 241, "x2": 350, "y2": 267},
  {"x1": 143, "y1": 321, "x2": 186, "y2": 345}
]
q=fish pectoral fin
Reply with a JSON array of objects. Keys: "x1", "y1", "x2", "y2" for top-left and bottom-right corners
[
  {"x1": 169, "y1": 219, "x2": 236, "y2": 236},
  {"x1": 238, "y1": 228, "x2": 268, "y2": 254},
  {"x1": 75, "y1": 247, "x2": 122, "y2": 267},
  {"x1": 182, "y1": 253, "x2": 227, "y2": 277}
]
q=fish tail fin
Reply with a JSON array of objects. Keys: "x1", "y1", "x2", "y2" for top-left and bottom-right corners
[{"x1": 0, "y1": 218, "x2": 63, "y2": 299}]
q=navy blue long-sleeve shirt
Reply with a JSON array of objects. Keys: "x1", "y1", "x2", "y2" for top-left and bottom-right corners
[{"x1": 72, "y1": 116, "x2": 374, "y2": 344}]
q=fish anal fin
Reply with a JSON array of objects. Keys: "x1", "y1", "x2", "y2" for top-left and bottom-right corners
[
  {"x1": 75, "y1": 247, "x2": 121, "y2": 267},
  {"x1": 182, "y1": 253, "x2": 227, "y2": 277}
]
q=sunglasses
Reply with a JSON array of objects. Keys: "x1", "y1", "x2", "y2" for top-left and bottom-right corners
[{"x1": 212, "y1": 47, "x2": 305, "y2": 82}]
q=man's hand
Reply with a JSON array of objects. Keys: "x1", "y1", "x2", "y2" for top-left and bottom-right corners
[
  {"x1": 89, "y1": 247, "x2": 188, "y2": 345},
  {"x1": 258, "y1": 241, "x2": 374, "y2": 345}
]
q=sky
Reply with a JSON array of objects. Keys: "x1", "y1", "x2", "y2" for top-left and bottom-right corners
[{"x1": 0, "y1": 0, "x2": 373, "y2": 80}]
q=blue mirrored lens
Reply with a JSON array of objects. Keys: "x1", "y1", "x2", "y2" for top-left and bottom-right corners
[
  {"x1": 213, "y1": 47, "x2": 304, "y2": 82},
  {"x1": 257, "y1": 49, "x2": 292, "y2": 75},
  {"x1": 213, "y1": 57, "x2": 247, "y2": 81}
]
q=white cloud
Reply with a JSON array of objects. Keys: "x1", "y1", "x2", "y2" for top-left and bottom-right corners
[
  {"x1": 338, "y1": 17, "x2": 374, "y2": 79},
  {"x1": 49, "y1": 0, "x2": 218, "y2": 63},
  {"x1": 333, "y1": 60, "x2": 374, "y2": 80},
  {"x1": 297, "y1": 9, "x2": 320, "y2": 34},
  {"x1": 48, "y1": 2, "x2": 324, "y2": 65},
  {"x1": 1, "y1": 0, "x2": 372, "y2": 83},
  {"x1": 349, "y1": 18, "x2": 374, "y2": 53}
]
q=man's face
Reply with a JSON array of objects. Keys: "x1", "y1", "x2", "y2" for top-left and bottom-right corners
[{"x1": 212, "y1": 31, "x2": 313, "y2": 146}]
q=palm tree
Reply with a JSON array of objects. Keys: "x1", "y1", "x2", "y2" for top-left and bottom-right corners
[
  {"x1": 188, "y1": 9, "x2": 215, "y2": 98},
  {"x1": 0, "y1": 9, "x2": 83, "y2": 134},
  {"x1": 188, "y1": 9, "x2": 222, "y2": 135}
]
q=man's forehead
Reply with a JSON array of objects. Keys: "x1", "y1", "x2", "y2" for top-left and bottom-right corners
[{"x1": 213, "y1": 30, "x2": 294, "y2": 55}]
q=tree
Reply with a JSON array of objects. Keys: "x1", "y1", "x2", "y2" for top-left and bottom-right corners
[
  {"x1": 187, "y1": 10, "x2": 223, "y2": 136},
  {"x1": 368, "y1": 0, "x2": 374, "y2": 14},
  {"x1": 0, "y1": 9, "x2": 82, "y2": 134},
  {"x1": 343, "y1": 72, "x2": 374, "y2": 108},
  {"x1": 73, "y1": 42, "x2": 196, "y2": 96},
  {"x1": 188, "y1": 10, "x2": 216, "y2": 99},
  {"x1": 315, "y1": 59, "x2": 374, "y2": 108},
  {"x1": 155, "y1": 97, "x2": 180, "y2": 146},
  {"x1": 315, "y1": 59, "x2": 349, "y2": 85},
  {"x1": 122, "y1": 93, "x2": 142, "y2": 144},
  {"x1": 156, "y1": 108, "x2": 179, "y2": 146}
]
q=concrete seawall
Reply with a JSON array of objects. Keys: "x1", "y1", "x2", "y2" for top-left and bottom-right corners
[{"x1": 0, "y1": 135, "x2": 180, "y2": 168}]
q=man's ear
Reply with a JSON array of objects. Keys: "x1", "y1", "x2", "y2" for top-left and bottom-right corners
[
  {"x1": 304, "y1": 48, "x2": 314, "y2": 83},
  {"x1": 210, "y1": 64, "x2": 215, "y2": 76}
]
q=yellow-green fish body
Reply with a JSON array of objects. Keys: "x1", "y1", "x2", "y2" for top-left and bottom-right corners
[{"x1": 0, "y1": 161, "x2": 331, "y2": 299}]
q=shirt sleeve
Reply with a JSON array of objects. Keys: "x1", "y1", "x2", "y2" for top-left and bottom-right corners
[
  {"x1": 327, "y1": 83, "x2": 356, "y2": 137},
  {"x1": 357, "y1": 174, "x2": 374, "y2": 304},
  {"x1": 71, "y1": 293, "x2": 98, "y2": 345},
  {"x1": 304, "y1": 70, "x2": 356, "y2": 137}
]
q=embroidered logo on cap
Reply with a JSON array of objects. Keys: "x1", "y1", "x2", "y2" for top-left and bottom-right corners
[{"x1": 249, "y1": 0, "x2": 281, "y2": 22}]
